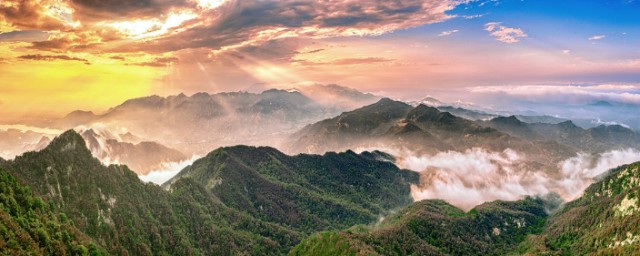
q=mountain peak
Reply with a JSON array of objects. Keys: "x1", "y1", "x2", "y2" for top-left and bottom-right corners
[
  {"x1": 589, "y1": 100, "x2": 613, "y2": 107},
  {"x1": 406, "y1": 104, "x2": 446, "y2": 122},
  {"x1": 190, "y1": 92, "x2": 211, "y2": 98},
  {"x1": 558, "y1": 120, "x2": 579, "y2": 129},
  {"x1": 419, "y1": 96, "x2": 444, "y2": 107},
  {"x1": 491, "y1": 115, "x2": 525, "y2": 126},
  {"x1": 64, "y1": 110, "x2": 95, "y2": 118},
  {"x1": 370, "y1": 97, "x2": 409, "y2": 108},
  {"x1": 44, "y1": 130, "x2": 92, "y2": 157}
]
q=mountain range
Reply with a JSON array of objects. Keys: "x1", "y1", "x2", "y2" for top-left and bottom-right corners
[
  {"x1": 3, "y1": 84, "x2": 378, "y2": 174},
  {"x1": 49, "y1": 84, "x2": 380, "y2": 157},
  {"x1": 2, "y1": 86, "x2": 640, "y2": 255},
  {"x1": 2, "y1": 130, "x2": 639, "y2": 255},
  {"x1": 1, "y1": 130, "x2": 416, "y2": 255}
]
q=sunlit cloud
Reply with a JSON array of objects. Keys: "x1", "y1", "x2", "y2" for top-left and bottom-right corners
[
  {"x1": 589, "y1": 35, "x2": 606, "y2": 40},
  {"x1": 484, "y1": 22, "x2": 527, "y2": 43},
  {"x1": 193, "y1": 0, "x2": 228, "y2": 10},
  {"x1": 438, "y1": 29, "x2": 459, "y2": 36},
  {"x1": 106, "y1": 11, "x2": 198, "y2": 39}
]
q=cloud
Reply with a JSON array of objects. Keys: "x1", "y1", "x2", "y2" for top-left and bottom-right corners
[
  {"x1": 589, "y1": 35, "x2": 606, "y2": 40},
  {"x1": 296, "y1": 57, "x2": 393, "y2": 66},
  {"x1": 383, "y1": 147, "x2": 640, "y2": 211},
  {"x1": 460, "y1": 14, "x2": 484, "y2": 19},
  {"x1": 298, "y1": 48, "x2": 325, "y2": 54},
  {"x1": 556, "y1": 149, "x2": 640, "y2": 200},
  {"x1": 0, "y1": 0, "x2": 70, "y2": 30},
  {"x1": 562, "y1": 49, "x2": 571, "y2": 55},
  {"x1": 0, "y1": 30, "x2": 48, "y2": 42},
  {"x1": 67, "y1": 0, "x2": 192, "y2": 22},
  {"x1": 438, "y1": 29, "x2": 459, "y2": 36},
  {"x1": 132, "y1": 57, "x2": 179, "y2": 67},
  {"x1": 17, "y1": 54, "x2": 90, "y2": 64},
  {"x1": 8, "y1": 0, "x2": 464, "y2": 54},
  {"x1": 401, "y1": 148, "x2": 550, "y2": 211},
  {"x1": 478, "y1": 0, "x2": 500, "y2": 7},
  {"x1": 469, "y1": 84, "x2": 640, "y2": 105},
  {"x1": 484, "y1": 22, "x2": 527, "y2": 43},
  {"x1": 138, "y1": 155, "x2": 200, "y2": 185}
]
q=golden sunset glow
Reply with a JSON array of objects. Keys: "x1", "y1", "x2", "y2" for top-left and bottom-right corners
[
  {"x1": 0, "y1": 54, "x2": 164, "y2": 121},
  {"x1": 0, "y1": 0, "x2": 638, "y2": 121}
]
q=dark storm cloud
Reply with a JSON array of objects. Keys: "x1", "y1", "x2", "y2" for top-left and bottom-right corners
[
  {"x1": 0, "y1": 30, "x2": 49, "y2": 42},
  {"x1": 67, "y1": 0, "x2": 193, "y2": 21},
  {"x1": 17, "y1": 54, "x2": 90, "y2": 64}
]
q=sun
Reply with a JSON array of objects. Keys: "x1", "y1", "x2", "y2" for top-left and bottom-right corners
[{"x1": 108, "y1": 12, "x2": 197, "y2": 39}]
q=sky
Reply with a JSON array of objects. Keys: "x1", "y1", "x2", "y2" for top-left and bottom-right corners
[{"x1": 1, "y1": 0, "x2": 640, "y2": 121}]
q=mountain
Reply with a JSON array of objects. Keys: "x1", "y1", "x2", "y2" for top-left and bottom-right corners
[
  {"x1": 436, "y1": 106, "x2": 497, "y2": 121},
  {"x1": 57, "y1": 110, "x2": 98, "y2": 128},
  {"x1": 45, "y1": 87, "x2": 375, "y2": 157},
  {"x1": 3, "y1": 130, "x2": 418, "y2": 255},
  {"x1": 514, "y1": 115, "x2": 567, "y2": 124},
  {"x1": 4, "y1": 131, "x2": 300, "y2": 255},
  {"x1": 291, "y1": 84, "x2": 380, "y2": 111},
  {"x1": 164, "y1": 145, "x2": 418, "y2": 233},
  {"x1": 287, "y1": 98, "x2": 572, "y2": 164},
  {"x1": 290, "y1": 98, "x2": 640, "y2": 161},
  {"x1": 290, "y1": 197, "x2": 552, "y2": 255},
  {"x1": 483, "y1": 116, "x2": 640, "y2": 153},
  {"x1": 589, "y1": 100, "x2": 614, "y2": 107},
  {"x1": 286, "y1": 98, "x2": 414, "y2": 153},
  {"x1": 417, "y1": 96, "x2": 445, "y2": 107}
]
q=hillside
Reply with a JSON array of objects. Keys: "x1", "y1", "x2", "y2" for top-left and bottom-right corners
[
  {"x1": 520, "y1": 162, "x2": 640, "y2": 254},
  {"x1": 3, "y1": 130, "x2": 417, "y2": 255},
  {"x1": 290, "y1": 197, "x2": 552, "y2": 255},
  {"x1": 291, "y1": 161, "x2": 640, "y2": 255},
  {"x1": 165, "y1": 145, "x2": 418, "y2": 233},
  {"x1": 0, "y1": 167, "x2": 107, "y2": 255}
]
